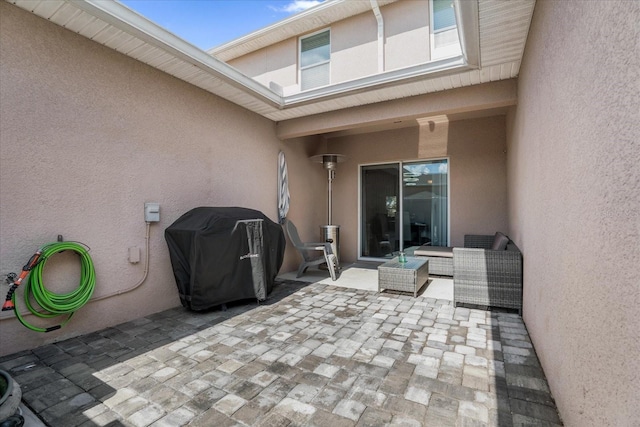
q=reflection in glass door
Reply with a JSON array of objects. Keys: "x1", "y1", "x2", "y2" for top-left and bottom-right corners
[
  {"x1": 402, "y1": 160, "x2": 448, "y2": 248},
  {"x1": 360, "y1": 160, "x2": 448, "y2": 260},
  {"x1": 361, "y1": 164, "x2": 399, "y2": 258}
]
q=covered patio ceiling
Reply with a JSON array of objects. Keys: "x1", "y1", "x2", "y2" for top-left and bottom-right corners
[{"x1": 7, "y1": 0, "x2": 535, "y2": 129}]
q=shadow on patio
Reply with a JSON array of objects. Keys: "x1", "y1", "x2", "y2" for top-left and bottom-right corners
[{"x1": 0, "y1": 273, "x2": 562, "y2": 426}]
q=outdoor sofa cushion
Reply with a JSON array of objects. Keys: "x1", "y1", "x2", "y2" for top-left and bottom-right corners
[
  {"x1": 412, "y1": 246, "x2": 454, "y2": 275},
  {"x1": 491, "y1": 232, "x2": 510, "y2": 250},
  {"x1": 413, "y1": 246, "x2": 453, "y2": 258}
]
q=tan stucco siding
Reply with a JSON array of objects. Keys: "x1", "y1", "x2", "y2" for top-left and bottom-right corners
[
  {"x1": 384, "y1": 0, "x2": 430, "y2": 70},
  {"x1": 507, "y1": 1, "x2": 640, "y2": 425},
  {"x1": 326, "y1": 116, "x2": 508, "y2": 263},
  {"x1": 227, "y1": 38, "x2": 298, "y2": 89},
  {"x1": 0, "y1": 3, "x2": 320, "y2": 356},
  {"x1": 330, "y1": 10, "x2": 379, "y2": 83}
]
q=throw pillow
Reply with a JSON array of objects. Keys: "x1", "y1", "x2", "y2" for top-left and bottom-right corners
[{"x1": 491, "y1": 232, "x2": 509, "y2": 250}]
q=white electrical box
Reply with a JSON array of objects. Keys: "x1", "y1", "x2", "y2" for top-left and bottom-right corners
[
  {"x1": 144, "y1": 202, "x2": 160, "y2": 222},
  {"x1": 128, "y1": 247, "x2": 140, "y2": 263}
]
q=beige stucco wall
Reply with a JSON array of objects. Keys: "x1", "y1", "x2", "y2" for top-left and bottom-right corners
[
  {"x1": 384, "y1": 0, "x2": 430, "y2": 70},
  {"x1": 507, "y1": 1, "x2": 639, "y2": 425},
  {"x1": 227, "y1": 38, "x2": 298, "y2": 90},
  {"x1": 0, "y1": 3, "x2": 321, "y2": 356},
  {"x1": 331, "y1": 10, "x2": 379, "y2": 82},
  {"x1": 326, "y1": 116, "x2": 508, "y2": 263}
]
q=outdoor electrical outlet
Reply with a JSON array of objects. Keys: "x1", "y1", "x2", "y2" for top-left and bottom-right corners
[{"x1": 144, "y1": 202, "x2": 160, "y2": 222}]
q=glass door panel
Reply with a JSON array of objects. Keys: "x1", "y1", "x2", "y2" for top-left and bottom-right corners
[
  {"x1": 402, "y1": 160, "x2": 448, "y2": 248},
  {"x1": 361, "y1": 164, "x2": 399, "y2": 258}
]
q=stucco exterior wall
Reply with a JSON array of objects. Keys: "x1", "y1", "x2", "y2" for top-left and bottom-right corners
[
  {"x1": 507, "y1": 1, "x2": 639, "y2": 425},
  {"x1": 327, "y1": 116, "x2": 508, "y2": 263},
  {"x1": 384, "y1": 0, "x2": 430, "y2": 70},
  {"x1": 0, "y1": 3, "x2": 319, "y2": 356},
  {"x1": 227, "y1": 38, "x2": 298, "y2": 89},
  {"x1": 330, "y1": 10, "x2": 379, "y2": 83}
]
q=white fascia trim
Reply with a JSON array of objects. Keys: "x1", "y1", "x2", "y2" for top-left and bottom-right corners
[
  {"x1": 283, "y1": 55, "x2": 469, "y2": 107},
  {"x1": 77, "y1": 0, "x2": 283, "y2": 108}
]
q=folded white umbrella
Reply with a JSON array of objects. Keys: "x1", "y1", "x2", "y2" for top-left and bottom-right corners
[{"x1": 277, "y1": 151, "x2": 290, "y2": 224}]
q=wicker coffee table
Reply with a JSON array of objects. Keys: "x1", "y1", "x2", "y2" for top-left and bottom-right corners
[{"x1": 378, "y1": 257, "x2": 429, "y2": 297}]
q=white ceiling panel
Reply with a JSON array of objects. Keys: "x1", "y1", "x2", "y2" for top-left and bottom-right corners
[
  {"x1": 77, "y1": 18, "x2": 109, "y2": 39},
  {"x1": 31, "y1": 0, "x2": 64, "y2": 17},
  {"x1": 50, "y1": 2, "x2": 82, "y2": 26},
  {"x1": 63, "y1": 10, "x2": 95, "y2": 32},
  {"x1": 128, "y1": 45, "x2": 162, "y2": 62},
  {"x1": 106, "y1": 32, "x2": 139, "y2": 52},
  {"x1": 119, "y1": 37, "x2": 145, "y2": 55},
  {"x1": 91, "y1": 25, "x2": 123, "y2": 45},
  {"x1": 479, "y1": 0, "x2": 536, "y2": 67}
]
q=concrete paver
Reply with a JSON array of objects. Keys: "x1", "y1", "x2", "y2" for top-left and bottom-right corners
[{"x1": 0, "y1": 280, "x2": 562, "y2": 426}]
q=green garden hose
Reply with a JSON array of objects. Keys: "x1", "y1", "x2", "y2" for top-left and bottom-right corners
[{"x1": 10, "y1": 242, "x2": 96, "y2": 332}]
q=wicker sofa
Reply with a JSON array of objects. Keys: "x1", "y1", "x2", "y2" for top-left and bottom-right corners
[
  {"x1": 413, "y1": 233, "x2": 523, "y2": 313},
  {"x1": 453, "y1": 234, "x2": 523, "y2": 314}
]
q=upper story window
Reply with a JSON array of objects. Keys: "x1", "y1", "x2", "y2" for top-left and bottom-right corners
[
  {"x1": 430, "y1": 0, "x2": 461, "y2": 59},
  {"x1": 300, "y1": 29, "x2": 330, "y2": 91},
  {"x1": 433, "y1": 0, "x2": 456, "y2": 32}
]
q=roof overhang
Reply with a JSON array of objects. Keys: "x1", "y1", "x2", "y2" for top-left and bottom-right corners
[{"x1": 5, "y1": 0, "x2": 535, "y2": 124}]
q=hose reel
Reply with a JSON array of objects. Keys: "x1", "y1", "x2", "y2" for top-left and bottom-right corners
[{"x1": 2, "y1": 241, "x2": 95, "y2": 332}]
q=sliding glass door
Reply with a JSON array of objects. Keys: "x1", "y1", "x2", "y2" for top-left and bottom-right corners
[{"x1": 360, "y1": 159, "x2": 449, "y2": 260}]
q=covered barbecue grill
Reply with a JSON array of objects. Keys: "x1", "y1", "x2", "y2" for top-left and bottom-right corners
[{"x1": 165, "y1": 207, "x2": 285, "y2": 311}]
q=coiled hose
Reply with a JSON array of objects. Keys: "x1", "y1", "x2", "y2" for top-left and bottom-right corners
[{"x1": 12, "y1": 242, "x2": 95, "y2": 332}]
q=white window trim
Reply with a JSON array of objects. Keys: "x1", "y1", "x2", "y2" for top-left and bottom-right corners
[{"x1": 298, "y1": 28, "x2": 331, "y2": 92}]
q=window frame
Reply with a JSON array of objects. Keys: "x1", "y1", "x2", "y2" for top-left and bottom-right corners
[{"x1": 298, "y1": 28, "x2": 331, "y2": 92}]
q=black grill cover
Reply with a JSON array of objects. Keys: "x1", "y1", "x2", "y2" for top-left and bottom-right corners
[{"x1": 165, "y1": 207, "x2": 285, "y2": 311}]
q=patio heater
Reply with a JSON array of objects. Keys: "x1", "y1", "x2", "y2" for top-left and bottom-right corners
[{"x1": 310, "y1": 153, "x2": 346, "y2": 266}]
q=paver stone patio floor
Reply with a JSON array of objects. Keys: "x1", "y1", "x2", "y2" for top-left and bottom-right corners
[{"x1": 0, "y1": 279, "x2": 562, "y2": 426}]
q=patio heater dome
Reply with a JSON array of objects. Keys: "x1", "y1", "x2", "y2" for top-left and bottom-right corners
[{"x1": 310, "y1": 154, "x2": 346, "y2": 171}]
